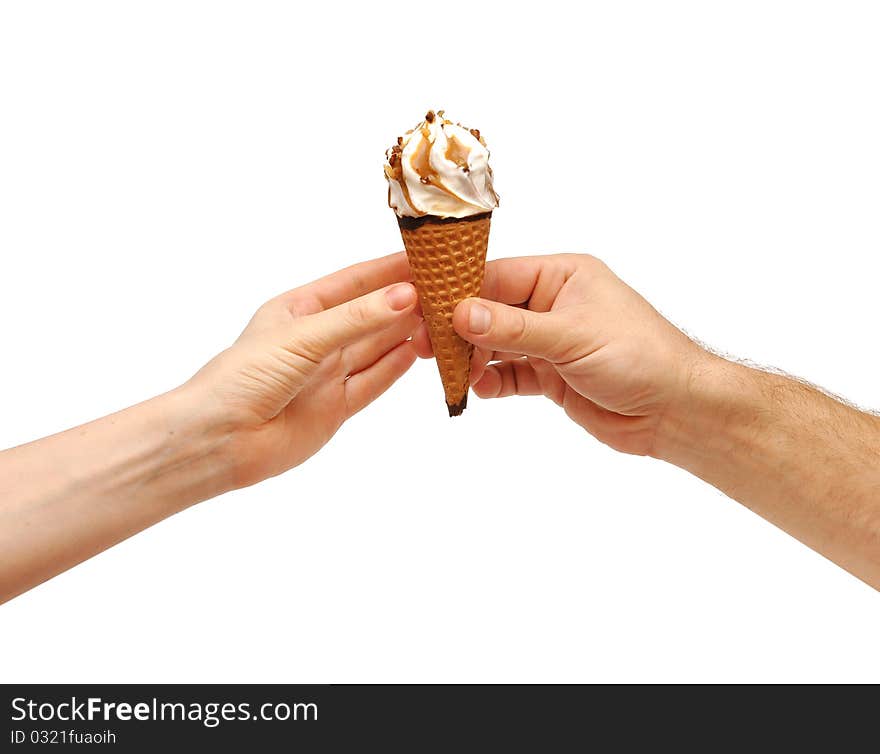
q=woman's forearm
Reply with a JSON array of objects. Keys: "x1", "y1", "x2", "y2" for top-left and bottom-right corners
[
  {"x1": 656, "y1": 355, "x2": 880, "y2": 588},
  {"x1": 0, "y1": 386, "x2": 233, "y2": 603}
]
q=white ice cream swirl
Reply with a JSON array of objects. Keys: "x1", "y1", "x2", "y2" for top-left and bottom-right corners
[{"x1": 384, "y1": 110, "x2": 499, "y2": 219}]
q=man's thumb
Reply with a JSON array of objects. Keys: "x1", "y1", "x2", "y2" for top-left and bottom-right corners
[
  {"x1": 453, "y1": 298, "x2": 567, "y2": 361},
  {"x1": 291, "y1": 283, "x2": 417, "y2": 360}
]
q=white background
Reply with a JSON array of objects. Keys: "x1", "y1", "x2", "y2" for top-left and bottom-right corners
[{"x1": 1, "y1": 1, "x2": 878, "y2": 683}]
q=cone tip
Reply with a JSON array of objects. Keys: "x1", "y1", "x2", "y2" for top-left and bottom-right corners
[{"x1": 447, "y1": 394, "x2": 468, "y2": 417}]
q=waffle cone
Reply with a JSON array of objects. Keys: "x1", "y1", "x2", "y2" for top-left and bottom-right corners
[{"x1": 398, "y1": 212, "x2": 491, "y2": 416}]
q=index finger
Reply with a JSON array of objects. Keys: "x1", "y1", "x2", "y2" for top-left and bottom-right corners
[
  {"x1": 278, "y1": 251, "x2": 412, "y2": 313},
  {"x1": 480, "y1": 254, "x2": 578, "y2": 312}
]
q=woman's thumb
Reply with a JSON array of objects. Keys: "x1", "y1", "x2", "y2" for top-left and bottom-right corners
[{"x1": 290, "y1": 283, "x2": 417, "y2": 361}]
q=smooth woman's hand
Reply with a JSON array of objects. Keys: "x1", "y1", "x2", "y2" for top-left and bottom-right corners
[
  {"x1": 187, "y1": 251, "x2": 419, "y2": 487},
  {"x1": 413, "y1": 254, "x2": 702, "y2": 456},
  {"x1": 0, "y1": 252, "x2": 420, "y2": 602}
]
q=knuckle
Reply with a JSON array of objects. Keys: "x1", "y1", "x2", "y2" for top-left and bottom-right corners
[
  {"x1": 286, "y1": 325, "x2": 323, "y2": 365},
  {"x1": 508, "y1": 308, "x2": 531, "y2": 342},
  {"x1": 253, "y1": 299, "x2": 281, "y2": 323},
  {"x1": 283, "y1": 295, "x2": 306, "y2": 318},
  {"x1": 289, "y1": 293, "x2": 323, "y2": 318},
  {"x1": 345, "y1": 297, "x2": 373, "y2": 328},
  {"x1": 578, "y1": 253, "x2": 607, "y2": 273}
]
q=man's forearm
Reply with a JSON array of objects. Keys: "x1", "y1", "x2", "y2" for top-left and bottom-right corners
[
  {"x1": 0, "y1": 386, "x2": 234, "y2": 603},
  {"x1": 656, "y1": 355, "x2": 880, "y2": 588}
]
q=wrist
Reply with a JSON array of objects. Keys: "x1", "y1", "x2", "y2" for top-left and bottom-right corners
[
  {"x1": 157, "y1": 383, "x2": 240, "y2": 503},
  {"x1": 651, "y1": 351, "x2": 754, "y2": 468}
]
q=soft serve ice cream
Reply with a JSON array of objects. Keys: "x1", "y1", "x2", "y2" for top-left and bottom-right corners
[{"x1": 385, "y1": 110, "x2": 499, "y2": 219}]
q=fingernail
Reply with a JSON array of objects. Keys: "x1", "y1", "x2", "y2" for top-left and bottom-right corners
[
  {"x1": 468, "y1": 302, "x2": 491, "y2": 334},
  {"x1": 386, "y1": 284, "x2": 416, "y2": 311}
]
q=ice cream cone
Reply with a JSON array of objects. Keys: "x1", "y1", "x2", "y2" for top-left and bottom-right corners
[
  {"x1": 384, "y1": 109, "x2": 498, "y2": 415},
  {"x1": 398, "y1": 212, "x2": 491, "y2": 416}
]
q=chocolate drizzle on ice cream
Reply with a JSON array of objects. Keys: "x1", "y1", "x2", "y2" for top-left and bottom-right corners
[{"x1": 384, "y1": 110, "x2": 499, "y2": 219}]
